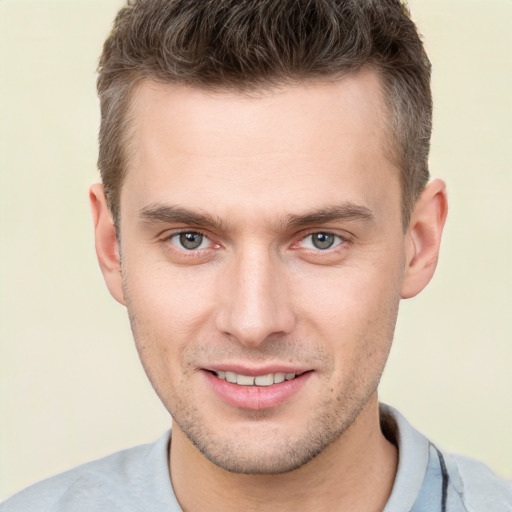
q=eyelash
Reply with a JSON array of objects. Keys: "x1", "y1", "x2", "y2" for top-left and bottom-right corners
[
  {"x1": 161, "y1": 229, "x2": 350, "y2": 255},
  {"x1": 296, "y1": 232, "x2": 347, "y2": 251},
  {"x1": 162, "y1": 230, "x2": 217, "y2": 253}
]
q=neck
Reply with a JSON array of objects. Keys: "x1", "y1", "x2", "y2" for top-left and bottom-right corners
[{"x1": 169, "y1": 395, "x2": 397, "y2": 512}]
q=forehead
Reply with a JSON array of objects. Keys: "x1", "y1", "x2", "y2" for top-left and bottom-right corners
[
  {"x1": 129, "y1": 69, "x2": 389, "y2": 154},
  {"x1": 121, "y1": 70, "x2": 400, "y2": 226}
]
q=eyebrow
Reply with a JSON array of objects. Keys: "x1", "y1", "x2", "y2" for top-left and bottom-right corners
[
  {"x1": 284, "y1": 204, "x2": 374, "y2": 228},
  {"x1": 138, "y1": 204, "x2": 228, "y2": 230},
  {"x1": 138, "y1": 202, "x2": 374, "y2": 231}
]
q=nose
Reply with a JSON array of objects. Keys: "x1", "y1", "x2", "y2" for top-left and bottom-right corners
[{"x1": 214, "y1": 248, "x2": 296, "y2": 347}]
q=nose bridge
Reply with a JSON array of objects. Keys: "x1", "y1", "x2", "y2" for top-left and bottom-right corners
[{"x1": 215, "y1": 244, "x2": 294, "y2": 346}]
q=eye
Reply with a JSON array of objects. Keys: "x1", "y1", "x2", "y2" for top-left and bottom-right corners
[
  {"x1": 300, "y1": 232, "x2": 343, "y2": 250},
  {"x1": 169, "y1": 232, "x2": 210, "y2": 251}
]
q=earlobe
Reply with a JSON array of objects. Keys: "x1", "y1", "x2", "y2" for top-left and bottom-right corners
[
  {"x1": 401, "y1": 179, "x2": 448, "y2": 299},
  {"x1": 89, "y1": 184, "x2": 126, "y2": 305}
]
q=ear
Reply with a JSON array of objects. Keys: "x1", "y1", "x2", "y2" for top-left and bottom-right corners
[
  {"x1": 89, "y1": 184, "x2": 125, "y2": 305},
  {"x1": 401, "y1": 179, "x2": 448, "y2": 299}
]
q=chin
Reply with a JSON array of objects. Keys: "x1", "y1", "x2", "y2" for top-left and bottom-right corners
[{"x1": 172, "y1": 391, "x2": 373, "y2": 475}]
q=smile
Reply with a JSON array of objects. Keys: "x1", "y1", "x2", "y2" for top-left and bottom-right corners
[
  {"x1": 214, "y1": 371, "x2": 297, "y2": 386},
  {"x1": 205, "y1": 369, "x2": 312, "y2": 410}
]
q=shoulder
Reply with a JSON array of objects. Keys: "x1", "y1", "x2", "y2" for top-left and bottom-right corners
[
  {"x1": 0, "y1": 431, "x2": 176, "y2": 512},
  {"x1": 444, "y1": 452, "x2": 512, "y2": 511},
  {"x1": 380, "y1": 404, "x2": 512, "y2": 512}
]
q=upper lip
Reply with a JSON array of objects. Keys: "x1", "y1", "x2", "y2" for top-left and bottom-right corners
[{"x1": 203, "y1": 364, "x2": 311, "y2": 376}]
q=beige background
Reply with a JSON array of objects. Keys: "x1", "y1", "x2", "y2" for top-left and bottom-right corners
[{"x1": 1, "y1": 0, "x2": 511, "y2": 501}]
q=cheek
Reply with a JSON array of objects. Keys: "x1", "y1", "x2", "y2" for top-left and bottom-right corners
[
  {"x1": 293, "y1": 258, "x2": 402, "y2": 364},
  {"x1": 121, "y1": 259, "x2": 218, "y2": 386},
  {"x1": 123, "y1": 257, "x2": 216, "y2": 332},
  {"x1": 297, "y1": 260, "x2": 401, "y2": 321}
]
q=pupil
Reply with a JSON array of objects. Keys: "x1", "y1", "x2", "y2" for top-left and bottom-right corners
[
  {"x1": 180, "y1": 232, "x2": 203, "y2": 250},
  {"x1": 313, "y1": 233, "x2": 334, "y2": 249}
]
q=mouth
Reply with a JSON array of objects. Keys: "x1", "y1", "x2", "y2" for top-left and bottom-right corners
[
  {"x1": 203, "y1": 368, "x2": 312, "y2": 410},
  {"x1": 211, "y1": 370, "x2": 300, "y2": 387}
]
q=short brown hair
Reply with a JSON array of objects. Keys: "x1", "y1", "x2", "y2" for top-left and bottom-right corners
[{"x1": 97, "y1": 0, "x2": 432, "y2": 227}]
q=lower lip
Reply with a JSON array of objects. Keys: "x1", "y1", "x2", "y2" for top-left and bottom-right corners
[{"x1": 203, "y1": 371, "x2": 312, "y2": 411}]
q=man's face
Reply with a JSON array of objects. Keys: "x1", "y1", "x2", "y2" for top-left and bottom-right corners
[{"x1": 116, "y1": 70, "x2": 406, "y2": 473}]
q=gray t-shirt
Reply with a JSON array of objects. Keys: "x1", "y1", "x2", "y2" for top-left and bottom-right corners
[{"x1": 2, "y1": 404, "x2": 511, "y2": 511}]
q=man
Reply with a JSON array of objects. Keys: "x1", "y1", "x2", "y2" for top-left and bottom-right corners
[{"x1": 1, "y1": 0, "x2": 510, "y2": 511}]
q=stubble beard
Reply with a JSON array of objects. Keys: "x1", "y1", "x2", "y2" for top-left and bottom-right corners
[
  {"x1": 123, "y1": 278, "x2": 397, "y2": 476},
  {"x1": 170, "y1": 376, "x2": 382, "y2": 475},
  {"x1": 145, "y1": 332, "x2": 389, "y2": 475}
]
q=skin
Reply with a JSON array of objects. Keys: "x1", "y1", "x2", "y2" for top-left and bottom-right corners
[{"x1": 91, "y1": 68, "x2": 447, "y2": 511}]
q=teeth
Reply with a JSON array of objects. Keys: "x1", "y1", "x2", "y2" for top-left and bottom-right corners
[
  {"x1": 215, "y1": 371, "x2": 297, "y2": 386},
  {"x1": 225, "y1": 371, "x2": 237, "y2": 383},
  {"x1": 254, "y1": 374, "x2": 274, "y2": 386},
  {"x1": 273, "y1": 372, "x2": 286, "y2": 384},
  {"x1": 237, "y1": 374, "x2": 255, "y2": 386}
]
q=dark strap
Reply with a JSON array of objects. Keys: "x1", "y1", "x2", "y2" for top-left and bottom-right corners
[{"x1": 433, "y1": 445, "x2": 450, "y2": 512}]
